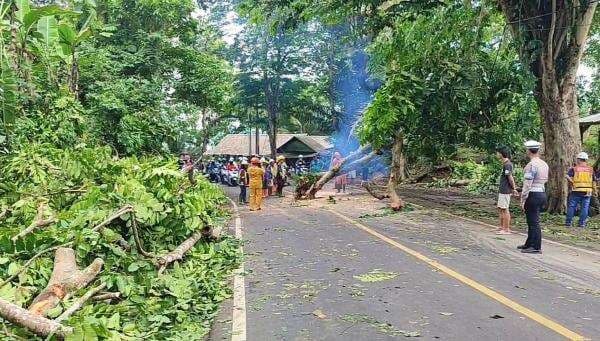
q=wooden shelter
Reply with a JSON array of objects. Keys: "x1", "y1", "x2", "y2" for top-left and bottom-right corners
[
  {"x1": 206, "y1": 134, "x2": 332, "y2": 159},
  {"x1": 580, "y1": 113, "x2": 600, "y2": 140}
]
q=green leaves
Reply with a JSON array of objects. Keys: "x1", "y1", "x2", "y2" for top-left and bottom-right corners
[{"x1": 36, "y1": 15, "x2": 58, "y2": 48}]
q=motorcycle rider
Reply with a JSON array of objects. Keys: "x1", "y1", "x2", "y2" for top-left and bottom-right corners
[{"x1": 295, "y1": 155, "x2": 307, "y2": 175}]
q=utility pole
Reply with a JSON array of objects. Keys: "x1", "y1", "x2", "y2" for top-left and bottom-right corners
[
  {"x1": 255, "y1": 107, "x2": 260, "y2": 155},
  {"x1": 247, "y1": 109, "x2": 252, "y2": 156}
]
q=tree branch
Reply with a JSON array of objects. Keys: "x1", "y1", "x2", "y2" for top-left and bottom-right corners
[
  {"x1": 547, "y1": 0, "x2": 557, "y2": 65},
  {"x1": 54, "y1": 283, "x2": 107, "y2": 323},
  {"x1": 157, "y1": 231, "x2": 204, "y2": 274},
  {"x1": 11, "y1": 202, "x2": 57, "y2": 242},
  {"x1": 0, "y1": 298, "x2": 72, "y2": 337},
  {"x1": 0, "y1": 242, "x2": 73, "y2": 289}
]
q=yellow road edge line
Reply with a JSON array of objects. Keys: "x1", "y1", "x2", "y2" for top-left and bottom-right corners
[{"x1": 325, "y1": 207, "x2": 588, "y2": 341}]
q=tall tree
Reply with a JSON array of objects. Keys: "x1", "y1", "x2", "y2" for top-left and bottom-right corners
[{"x1": 497, "y1": 0, "x2": 597, "y2": 213}]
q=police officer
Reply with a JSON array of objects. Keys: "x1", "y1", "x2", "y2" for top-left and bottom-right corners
[
  {"x1": 566, "y1": 152, "x2": 596, "y2": 228},
  {"x1": 518, "y1": 140, "x2": 549, "y2": 254}
]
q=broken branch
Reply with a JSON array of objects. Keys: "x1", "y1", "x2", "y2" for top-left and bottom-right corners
[
  {"x1": 131, "y1": 216, "x2": 153, "y2": 258},
  {"x1": 91, "y1": 205, "x2": 134, "y2": 232},
  {"x1": 11, "y1": 203, "x2": 57, "y2": 241},
  {"x1": 55, "y1": 283, "x2": 107, "y2": 323},
  {"x1": 91, "y1": 292, "x2": 121, "y2": 302},
  {"x1": 157, "y1": 231, "x2": 204, "y2": 274},
  {"x1": 28, "y1": 248, "x2": 104, "y2": 316},
  {"x1": 0, "y1": 298, "x2": 72, "y2": 337},
  {"x1": 0, "y1": 242, "x2": 73, "y2": 289}
]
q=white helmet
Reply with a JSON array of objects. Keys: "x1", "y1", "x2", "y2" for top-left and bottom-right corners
[
  {"x1": 524, "y1": 140, "x2": 541, "y2": 150},
  {"x1": 577, "y1": 152, "x2": 589, "y2": 160},
  {"x1": 298, "y1": 155, "x2": 304, "y2": 158}
]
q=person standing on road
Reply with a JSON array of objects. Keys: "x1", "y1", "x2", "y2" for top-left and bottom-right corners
[
  {"x1": 518, "y1": 140, "x2": 549, "y2": 254},
  {"x1": 332, "y1": 152, "x2": 347, "y2": 193},
  {"x1": 275, "y1": 155, "x2": 287, "y2": 197},
  {"x1": 248, "y1": 157, "x2": 265, "y2": 211},
  {"x1": 495, "y1": 146, "x2": 518, "y2": 235},
  {"x1": 566, "y1": 152, "x2": 596, "y2": 228},
  {"x1": 239, "y1": 160, "x2": 249, "y2": 204}
]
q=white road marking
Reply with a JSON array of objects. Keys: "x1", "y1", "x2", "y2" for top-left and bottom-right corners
[{"x1": 230, "y1": 200, "x2": 247, "y2": 341}]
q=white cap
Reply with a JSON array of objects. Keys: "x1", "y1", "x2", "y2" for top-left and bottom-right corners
[
  {"x1": 577, "y1": 152, "x2": 589, "y2": 160},
  {"x1": 524, "y1": 140, "x2": 541, "y2": 149},
  {"x1": 241, "y1": 160, "x2": 249, "y2": 165},
  {"x1": 298, "y1": 155, "x2": 304, "y2": 158}
]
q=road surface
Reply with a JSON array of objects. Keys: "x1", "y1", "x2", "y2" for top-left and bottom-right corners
[{"x1": 211, "y1": 185, "x2": 600, "y2": 341}]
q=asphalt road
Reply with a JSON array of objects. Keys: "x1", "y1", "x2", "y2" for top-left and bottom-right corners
[{"x1": 211, "y1": 185, "x2": 600, "y2": 341}]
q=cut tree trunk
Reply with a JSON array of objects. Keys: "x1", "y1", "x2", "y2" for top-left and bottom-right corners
[
  {"x1": 29, "y1": 248, "x2": 104, "y2": 316},
  {"x1": 306, "y1": 145, "x2": 374, "y2": 199},
  {"x1": 0, "y1": 298, "x2": 72, "y2": 337},
  {"x1": 388, "y1": 133, "x2": 406, "y2": 211}
]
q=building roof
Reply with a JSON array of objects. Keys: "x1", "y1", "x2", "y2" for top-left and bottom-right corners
[
  {"x1": 206, "y1": 134, "x2": 333, "y2": 157},
  {"x1": 580, "y1": 113, "x2": 600, "y2": 127}
]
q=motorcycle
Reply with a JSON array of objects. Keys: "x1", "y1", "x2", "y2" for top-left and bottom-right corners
[{"x1": 227, "y1": 169, "x2": 239, "y2": 187}]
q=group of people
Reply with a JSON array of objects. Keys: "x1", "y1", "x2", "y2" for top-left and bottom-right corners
[
  {"x1": 238, "y1": 155, "x2": 289, "y2": 211},
  {"x1": 495, "y1": 140, "x2": 596, "y2": 254}
]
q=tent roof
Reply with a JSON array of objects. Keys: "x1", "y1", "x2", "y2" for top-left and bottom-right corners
[{"x1": 206, "y1": 134, "x2": 332, "y2": 156}]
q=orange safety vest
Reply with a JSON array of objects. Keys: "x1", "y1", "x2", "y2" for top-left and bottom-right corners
[{"x1": 572, "y1": 165, "x2": 594, "y2": 193}]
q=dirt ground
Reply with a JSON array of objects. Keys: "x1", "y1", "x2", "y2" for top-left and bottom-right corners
[{"x1": 391, "y1": 184, "x2": 600, "y2": 252}]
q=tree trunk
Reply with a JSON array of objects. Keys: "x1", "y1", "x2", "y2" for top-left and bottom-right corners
[
  {"x1": 537, "y1": 75, "x2": 581, "y2": 213},
  {"x1": 497, "y1": 0, "x2": 597, "y2": 213},
  {"x1": 388, "y1": 133, "x2": 406, "y2": 211}
]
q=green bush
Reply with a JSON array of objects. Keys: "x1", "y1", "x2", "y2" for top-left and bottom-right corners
[{"x1": 0, "y1": 144, "x2": 240, "y2": 340}]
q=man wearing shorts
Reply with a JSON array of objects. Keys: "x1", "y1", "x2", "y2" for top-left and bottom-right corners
[{"x1": 496, "y1": 146, "x2": 518, "y2": 235}]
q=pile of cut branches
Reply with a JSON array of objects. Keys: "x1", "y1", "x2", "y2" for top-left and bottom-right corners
[{"x1": 0, "y1": 144, "x2": 240, "y2": 340}]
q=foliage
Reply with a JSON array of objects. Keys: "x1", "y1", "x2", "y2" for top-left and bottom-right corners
[
  {"x1": 0, "y1": 144, "x2": 241, "y2": 339},
  {"x1": 429, "y1": 159, "x2": 525, "y2": 194},
  {"x1": 359, "y1": 5, "x2": 540, "y2": 161}
]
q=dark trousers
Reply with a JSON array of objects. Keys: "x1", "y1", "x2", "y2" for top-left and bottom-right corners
[
  {"x1": 524, "y1": 192, "x2": 547, "y2": 250},
  {"x1": 239, "y1": 186, "x2": 247, "y2": 203},
  {"x1": 275, "y1": 177, "x2": 284, "y2": 196}
]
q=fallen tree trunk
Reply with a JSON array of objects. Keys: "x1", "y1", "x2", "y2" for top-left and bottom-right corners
[
  {"x1": 306, "y1": 146, "x2": 377, "y2": 199},
  {"x1": 12, "y1": 202, "x2": 57, "y2": 241},
  {"x1": 0, "y1": 298, "x2": 72, "y2": 337},
  {"x1": 157, "y1": 231, "x2": 204, "y2": 274},
  {"x1": 28, "y1": 248, "x2": 104, "y2": 316},
  {"x1": 362, "y1": 180, "x2": 389, "y2": 200}
]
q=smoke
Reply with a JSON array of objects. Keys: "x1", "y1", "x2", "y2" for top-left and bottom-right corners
[{"x1": 331, "y1": 45, "x2": 382, "y2": 158}]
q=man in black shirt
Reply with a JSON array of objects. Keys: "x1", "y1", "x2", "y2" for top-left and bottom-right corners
[{"x1": 496, "y1": 146, "x2": 518, "y2": 235}]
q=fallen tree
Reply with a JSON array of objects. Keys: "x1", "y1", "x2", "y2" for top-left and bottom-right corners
[{"x1": 304, "y1": 145, "x2": 378, "y2": 199}]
